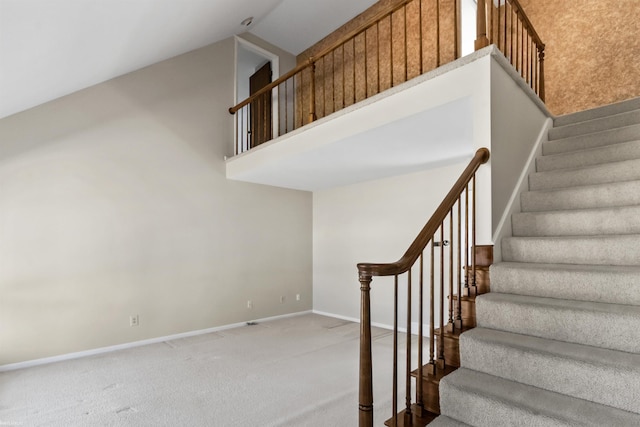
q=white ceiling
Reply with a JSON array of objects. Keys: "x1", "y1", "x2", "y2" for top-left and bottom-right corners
[{"x1": 0, "y1": 0, "x2": 376, "y2": 120}]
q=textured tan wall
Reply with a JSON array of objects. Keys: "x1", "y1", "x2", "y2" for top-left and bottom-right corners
[
  {"x1": 296, "y1": 0, "x2": 459, "y2": 123},
  {"x1": 517, "y1": 0, "x2": 640, "y2": 115}
]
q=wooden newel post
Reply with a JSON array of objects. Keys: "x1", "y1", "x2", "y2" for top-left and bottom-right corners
[
  {"x1": 538, "y1": 45, "x2": 546, "y2": 102},
  {"x1": 475, "y1": 0, "x2": 489, "y2": 50},
  {"x1": 359, "y1": 272, "x2": 374, "y2": 427}
]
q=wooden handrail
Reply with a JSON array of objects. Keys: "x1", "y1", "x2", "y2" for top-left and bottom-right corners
[
  {"x1": 229, "y1": 0, "x2": 415, "y2": 116},
  {"x1": 358, "y1": 148, "x2": 490, "y2": 278}
]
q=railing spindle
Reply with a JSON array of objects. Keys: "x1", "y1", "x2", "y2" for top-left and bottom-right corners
[
  {"x1": 359, "y1": 273, "x2": 374, "y2": 427},
  {"x1": 472, "y1": 174, "x2": 477, "y2": 294},
  {"x1": 439, "y1": 224, "x2": 445, "y2": 365},
  {"x1": 405, "y1": 268, "x2": 412, "y2": 422},
  {"x1": 448, "y1": 207, "x2": 454, "y2": 326},
  {"x1": 417, "y1": 252, "x2": 424, "y2": 412},
  {"x1": 456, "y1": 195, "x2": 462, "y2": 329}
]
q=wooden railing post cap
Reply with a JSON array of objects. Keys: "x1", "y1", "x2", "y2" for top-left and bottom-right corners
[{"x1": 477, "y1": 147, "x2": 490, "y2": 163}]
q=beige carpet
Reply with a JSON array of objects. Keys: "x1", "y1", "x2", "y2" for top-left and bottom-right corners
[{"x1": 0, "y1": 313, "x2": 402, "y2": 426}]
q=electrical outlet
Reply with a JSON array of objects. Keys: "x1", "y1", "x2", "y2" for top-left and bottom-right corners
[
  {"x1": 280, "y1": 296, "x2": 285, "y2": 303},
  {"x1": 247, "y1": 300, "x2": 253, "y2": 309},
  {"x1": 129, "y1": 315, "x2": 139, "y2": 327},
  {"x1": 296, "y1": 294, "x2": 301, "y2": 301}
]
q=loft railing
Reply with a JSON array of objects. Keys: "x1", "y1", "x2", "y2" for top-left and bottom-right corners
[
  {"x1": 229, "y1": 0, "x2": 461, "y2": 155},
  {"x1": 475, "y1": 0, "x2": 545, "y2": 100},
  {"x1": 229, "y1": 1, "x2": 544, "y2": 154},
  {"x1": 356, "y1": 148, "x2": 490, "y2": 427}
]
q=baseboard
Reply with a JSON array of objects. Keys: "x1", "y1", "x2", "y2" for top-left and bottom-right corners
[
  {"x1": 492, "y1": 117, "x2": 553, "y2": 262},
  {"x1": 0, "y1": 310, "x2": 312, "y2": 372},
  {"x1": 313, "y1": 310, "x2": 432, "y2": 336}
]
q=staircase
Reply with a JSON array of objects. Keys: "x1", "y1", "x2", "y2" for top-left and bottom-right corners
[{"x1": 433, "y1": 97, "x2": 640, "y2": 426}]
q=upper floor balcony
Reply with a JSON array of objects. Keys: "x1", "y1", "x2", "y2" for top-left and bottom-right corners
[{"x1": 226, "y1": 0, "x2": 545, "y2": 191}]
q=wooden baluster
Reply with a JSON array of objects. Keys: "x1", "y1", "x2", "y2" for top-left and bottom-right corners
[
  {"x1": 429, "y1": 239, "x2": 435, "y2": 373},
  {"x1": 419, "y1": 0, "x2": 423, "y2": 73},
  {"x1": 515, "y1": 11, "x2": 520, "y2": 73},
  {"x1": 416, "y1": 252, "x2": 425, "y2": 416},
  {"x1": 322, "y1": 56, "x2": 326, "y2": 118},
  {"x1": 376, "y1": 22, "x2": 381, "y2": 95},
  {"x1": 497, "y1": 0, "x2": 501, "y2": 51},
  {"x1": 436, "y1": 0, "x2": 441, "y2": 66},
  {"x1": 509, "y1": 4, "x2": 514, "y2": 64},
  {"x1": 455, "y1": 196, "x2": 462, "y2": 330},
  {"x1": 353, "y1": 38, "x2": 357, "y2": 105},
  {"x1": 475, "y1": 0, "x2": 489, "y2": 50},
  {"x1": 504, "y1": 0, "x2": 508, "y2": 57},
  {"x1": 439, "y1": 225, "x2": 445, "y2": 367},
  {"x1": 403, "y1": 4, "x2": 408, "y2": 83},
  {"x1": 309, "y1": 61, "x2": 316, "y2": 123},
  {"x1": 393, "y1": 275, "x2": 399, "y2": 427},
  {"x1": 405, "y1": 269, "x2": 412, "y2": 424},
  {"x1": 364, "y1": 30, "x2": 369, "y2": 99},
  {"x1": 454, "y1": 0, "x2": 459, "y2": 59},
  {"x1": 464, "y1": 184, "x2": 469, "y2": 297},
  {"x1": 359, "y1": 273, "x2": 374, "y2": 427},
  {"x1": 538, "y1": 44, "x2": 545, "y2": 101},
  {"x1": 342, "y1": 44, "x2": 346, "y2": 109},
  {"x1": 472, "y1": 175, "x2": 477, "y2": 294},
  {"x1": 488, "y1": 0, "x2": 493, "y2": 45},
  {"x1": 332, "y1": 50, "x2": 336, "y2": 114},
  {"x1": 390, "y1": 12, "x2": 394, "y2": 88},
  {"x1": 448, "y1": 208, "x2": 454, "y2": 327}
]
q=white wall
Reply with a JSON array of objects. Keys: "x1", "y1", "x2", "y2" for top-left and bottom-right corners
[
  {"x1": 313, "y1": 162, "x2": 472, "y2": 327},
  {"x1": 0, "y1": 38, "x2": 312, "y2": 365}
]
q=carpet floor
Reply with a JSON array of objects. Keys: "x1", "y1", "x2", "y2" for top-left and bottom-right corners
[{"x1": 0, "y1": 314, "x2": 401, "y2": 426}]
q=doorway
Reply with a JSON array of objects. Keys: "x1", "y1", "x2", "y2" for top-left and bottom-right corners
[{"x1": 235, "y1": 37, "x2": 279, "y2": 153}]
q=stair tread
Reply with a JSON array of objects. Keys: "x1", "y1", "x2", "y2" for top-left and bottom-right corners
[
  {"x1": 512, "y1": 204, "x2": 640, "y2": 237},
  {"x1": 462, "y1": 327, "x2": 640, "y2": 372},
  {"x1": 542, "y1": 123, "x2": 640, "y2": 155},
  {"x1": 502, "y1": 234, "x2": 640, "y2": 266},
  {"x1": 521, "y1": 179, "x2": 640, "y2": 211},
  {"x1": 476, "y1": 292, "x2": 640, "y2": 353},
  {"x1": 549, "y1": 109, "x2": 640, "y2": 140},
  {"x1": 384, "y1": 407, "x2": 438, "y2": 427},
  {"x1": 529, "y1": 157, "x2": 640, "y2": 190},
  {"x1": 460, "y1": 327, "x2": 640, "y2": 413},
  {"x1": 490, "y1": 262, "x2": 640, "y2": 305},
  {"x1": 411, "y1": 363, "x2": 457, "y2": 383},
  {"x1": 537, "y1": 139, "x2": 640, "y2": 172},
  {"x1": 439, "y1": 368, "x2": 640, "y2": 426},
  {"x1": 428, "y1": 415, "x2": 471, "y2": 427},
  {"x1": 553, "y1": 97, "x2": 640, "y2": 127}
]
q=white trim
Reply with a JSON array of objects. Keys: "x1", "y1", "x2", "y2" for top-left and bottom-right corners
[
  {"x1": 0, "y1": 310, "x2": 312, "y2": 372},
  {"x1": 312, "y1": 310, "x2": 433, "y2": 336},
  {"x1": 234, "y1": 36, "x2": 281, "y2": 144},
  {"x1": 491, "y1": 117, "x2": 553, "y2": 261}
]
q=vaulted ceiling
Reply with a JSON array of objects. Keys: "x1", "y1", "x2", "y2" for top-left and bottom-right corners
[{"x1": 0, "y1": 0, "x2": 377, "y2": 119}]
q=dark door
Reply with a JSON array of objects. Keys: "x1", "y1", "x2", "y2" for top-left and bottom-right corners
[{"x1": 249, "y1": 61, "x2": 272, "y2": 148}]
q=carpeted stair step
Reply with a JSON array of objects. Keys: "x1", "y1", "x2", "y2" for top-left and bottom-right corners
[
  {"x1": 549, "y1": 109, "x2": 640, "y2": 140},
  {"x1": 502, "y1": 234, "x2": 640, "y2": 266},
  {"x1": 521, "y1": 180, "x2": 640, "y2": 212},
  {"x1": 542, "y1": 123, "x2": 640, "y2": 155},
  {"x1": 428, "y1": 415, "x2": 471, "y2": 427},
  {"x1": 475, "y1": 293, "x2": 640, "y2": 353},
  {"x1": 536, "y1": 139, "x2": 640, "y2": 172},
  {"x1": 438, "y1": 368, "x2": 640, "y2": 426},
  {"x1": 512, "y1": 205, "x2": 640, "y2": 237},
  {"x1": 490, "y1": 262, "x2": 640, "y2": 305},
  {"x1": 529, "y1": 158, "x2": 640, "y2": 190},
  {"x1": 553, "y1": 97, "x2": 640, "y2": 127},
  {"x1": 459, "y1": 327, "x2": 640, "y2": 414}
]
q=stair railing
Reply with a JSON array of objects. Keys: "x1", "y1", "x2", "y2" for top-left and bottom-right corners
[
  {"x1": 357, "y1": 147, "x2": 490, "y2": 427},
  {"x1": 475, "y1": 0, "x2": 545, "y2": 100},
  {"x1": 229, "y1": 0, "x2": 462, "y2": 155}
]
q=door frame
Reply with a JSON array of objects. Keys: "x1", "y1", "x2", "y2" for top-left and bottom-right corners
[{"x1": 234, "y1": 36, "x2": 280, "y2": 151}]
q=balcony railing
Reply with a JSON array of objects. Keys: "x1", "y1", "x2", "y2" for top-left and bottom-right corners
[{"x1": 229, "y1": 0, "x2": 544, "y2": 154}]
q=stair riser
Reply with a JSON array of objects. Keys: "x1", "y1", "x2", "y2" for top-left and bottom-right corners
[
  {"x1": 549, "y1": 110, "x2": 640, "y2": 140},
  {"x1": 475, "y1": 296, "x2": 640, "y2": 353},
  {"x1": 554, "y1": 97, "x2": 640, "y2": 127},
  {"x1": 459, "y1": 333, "x2": 640, "y2": 414},
  {"x1": 502, "y1": 235, "x2": 640, "y2": 266},
  {"x1": 437, "y1": 335, "x2": 461, "y2": 368},
  {"x1": 529, "y1": 158, "x2": 640, "y2": 191},
  {"x1": 512, "y1": 206, "x2": 640, "y2": 237},
  {"x1": 521, "y1": 180, "x2": 640, "y2": 212},
  {"x1": 490, "y1": 264, "x2": 640, "y2": 306},
  {"x1": 542, "y1": 123, "x2": 640, "y2": 155},
  {"x1": 536, "y1": 140, "x2": 640, "y2": 172},
  {"x1": 440, "y1": 379, "x2": 570, "y2": 426}
]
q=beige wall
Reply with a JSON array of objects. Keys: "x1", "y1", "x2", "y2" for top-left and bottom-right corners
[
  {"x1": 0, "y1": 38, "x2": 312, "y2": 365},
  {"x1": 518, "y1": 0, "x2": 640, "y2": 115}
]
